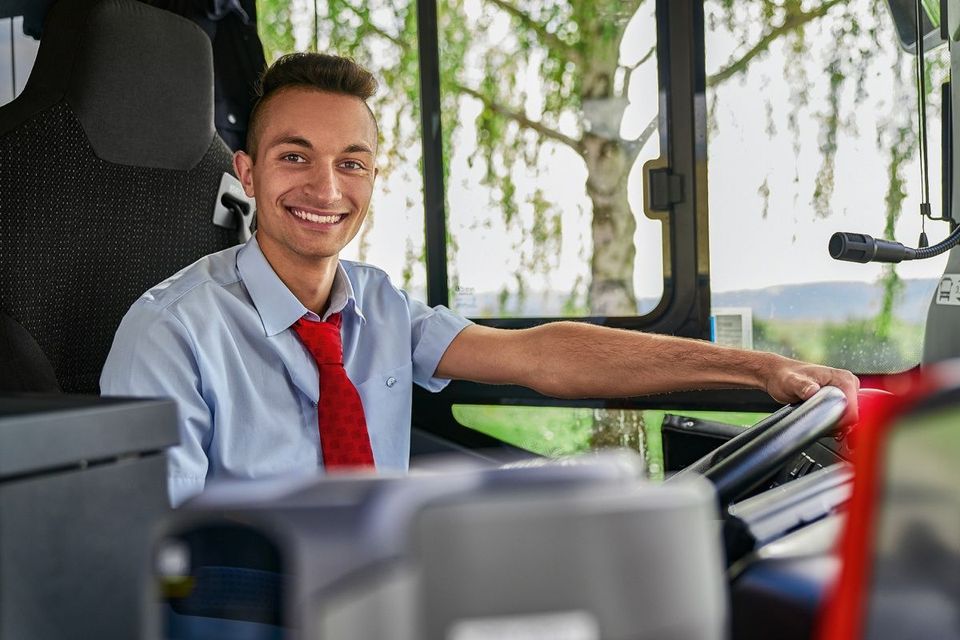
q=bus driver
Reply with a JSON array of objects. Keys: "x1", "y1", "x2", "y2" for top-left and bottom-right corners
[{"x1": 101, "y1": 53, "x2": 860, "y2": 506}]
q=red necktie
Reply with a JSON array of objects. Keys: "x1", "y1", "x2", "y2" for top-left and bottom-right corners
[{"x1": 292, "y1": 312, "x2": 374, "y2": 470}]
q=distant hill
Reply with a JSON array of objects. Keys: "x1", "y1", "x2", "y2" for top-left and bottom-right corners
[
  {"x1": 706, "y1": 279, "x2": 938, "y2": 324},
  {"x1": 458, "y1": 279, "x2": 940, "y2": 324}
]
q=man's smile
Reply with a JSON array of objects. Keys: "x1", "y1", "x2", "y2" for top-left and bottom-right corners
[{"x1": 286, "y1": 206, "x2": 347, "y2": 225}]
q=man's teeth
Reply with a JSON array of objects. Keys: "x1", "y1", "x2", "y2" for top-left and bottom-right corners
[{"x1": 290, "y1": 208, "x2": 342, "y2": 224}]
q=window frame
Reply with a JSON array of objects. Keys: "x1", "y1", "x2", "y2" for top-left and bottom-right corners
[
  {"x1": 419, "y1": 0, "x2": 711, "y2": 338},
  {"x1": 411, "y1": 0, "x2": 778, "y2": 452}
]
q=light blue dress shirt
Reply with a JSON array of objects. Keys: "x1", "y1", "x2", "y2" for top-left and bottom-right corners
[{"x1": 100, "y1": 236, "x2": 472, "y2": 506}]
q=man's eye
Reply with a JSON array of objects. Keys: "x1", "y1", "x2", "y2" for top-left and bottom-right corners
[
  {"x1": 281, "y1": 153, "x2": 305, "y2": 163},
  {"x1": 341, "y1": 160, "x2": 365, "y2": 170}
]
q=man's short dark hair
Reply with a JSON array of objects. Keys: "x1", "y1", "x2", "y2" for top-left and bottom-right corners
[{"x1": 246, "y1": 53, "x2": 379, "y2": 156}]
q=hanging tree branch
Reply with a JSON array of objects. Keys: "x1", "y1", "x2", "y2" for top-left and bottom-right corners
[
  {"x1": 707, "y1": 0, "x2": 846, "y2": 87},
  {"x1": 485, "y1": 0, "x2": 583, "y2": 65},
  {"x1": 456, "y1": 82, "x2": 583, "y2": 153},
  {"x1": 338, "y1": 0, "x2": 407, "y2": 48},
  {"x1": 630, "y1": 44, "x2": 656, "y2": 69},
  {"x1": 627, "y1": 1, "x2": 845, "y2": 164}
]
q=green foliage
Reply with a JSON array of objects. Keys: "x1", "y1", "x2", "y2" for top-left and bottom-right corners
[
  {"x1": 589, "y1": 409, "x2": 644, "y2": 454},
  {"x1": 452, "y1": 404, "x2": 766, "y2": 479},
  {"x1": 876, "y1": 264, "x2": 904, "y2": 338},
  {"x1": 497, "y1": 286, "x2": 510, "y2": 315},
  {"x1": 752, "y1": 317, "x2": 800, "y2": 359},
  {"x1": 876, "y1": 45, "x2": 916, "y2": 339},
  {"x1": 822, "y1": 318, "x2": 910, "y2": 372},
  {"x1": 256, "y1": 0, "x2": 296, "y2": 62},
  {"x1": 562, "y1": 274, "x2": 589, "y2": 315},
  {"x1": 752, "y1": 316, "x2": 922, "y2": 373},
  {"x1": 451, "y1": 404, "x2": 593, "y2": 456},
  {"x1": 812, "y1": 57, "x2": 842, "y2": 218},
  {"x1": 401, "y1": 238, "x2": 417, "y2": 289}
]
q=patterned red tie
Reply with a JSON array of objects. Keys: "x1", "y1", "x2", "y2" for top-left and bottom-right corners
[{"x1": 291, "y1": 312, "x2": 374, "y2": 469}]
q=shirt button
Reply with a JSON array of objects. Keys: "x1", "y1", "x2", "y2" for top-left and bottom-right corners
[{"x1": 386, "y1": 377, "x2": 397, "y2": 388}]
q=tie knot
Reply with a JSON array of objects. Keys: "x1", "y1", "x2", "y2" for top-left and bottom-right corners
[{"x1": 292, "y1": 313, "x2": 343, "y2": 365}]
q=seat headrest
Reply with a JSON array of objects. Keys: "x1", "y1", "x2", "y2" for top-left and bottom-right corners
[{"x1": 0, "y1": 0, "x2": 215, "y2": 170}]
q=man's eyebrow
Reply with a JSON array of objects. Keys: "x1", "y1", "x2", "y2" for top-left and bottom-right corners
[
  {"x1": 343, "y1": 143, "x2": 374, "y2": 154},
  {"x1": 265, "y1": 134, "x2": 313, "y2": 150},
  {"x1": 262, "y1": 137, "x2": 373, "y2": 155}
]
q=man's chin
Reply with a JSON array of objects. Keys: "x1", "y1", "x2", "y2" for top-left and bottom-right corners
[{"x1": 259, "y1": 235, "x2": 343, "y2": 266}]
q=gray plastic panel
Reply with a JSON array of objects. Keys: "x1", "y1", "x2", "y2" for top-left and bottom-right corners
[
  {"x1": 0, "y1": 453, "x2": 170, "y2": 639},
  {"x1": 413, "y1": 478, "x2": 725, "y2": 640},
  {"x1": 0, "y1": 395, "x2": 178, "y2": 478}
]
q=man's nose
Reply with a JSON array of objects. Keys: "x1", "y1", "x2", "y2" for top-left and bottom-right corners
[{"x1": 307, "y1": 164, "x2": 342, "y2": 204}]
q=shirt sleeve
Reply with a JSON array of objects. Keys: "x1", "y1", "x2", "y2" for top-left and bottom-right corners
[
  {"x1": 406, "y1": 295, "x2": 473, "y2": 392},
  {"x1": 100, "y1": 300, "x2": 210, "y2": 507}
]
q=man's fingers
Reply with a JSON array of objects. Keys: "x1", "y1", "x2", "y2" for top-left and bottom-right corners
[
  {"x1": 826, "y1": 371, "x2": 860, "y2": 427},
  {"x1": 796, "y1": 367, "x2": 860, "y2": 427},
  {"x1": 769, "y1": 362, "x2": 860, "y2": 428},
  {"x1": 840, "y1": 384, "x2": 860, "y2": 427},
  {"x1": 800, "y1": 382, "x2": 821, "y2": 400}
]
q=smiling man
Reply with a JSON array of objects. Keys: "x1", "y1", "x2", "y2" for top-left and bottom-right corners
[{"x1": 101, "y1": 53, "x2": 859, "y2": 507}]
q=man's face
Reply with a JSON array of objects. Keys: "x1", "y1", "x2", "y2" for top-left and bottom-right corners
[{"x1": 234, "y1": 87, "x2": 378, "y2": 269}]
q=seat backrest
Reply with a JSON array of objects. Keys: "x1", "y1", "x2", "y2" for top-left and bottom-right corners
[
  {"x1": 0, "y1": 0, "x2": 238, "y2": 393},
  {"x1": 0, "y1": 311, "x2": 59, "y2": 392}
]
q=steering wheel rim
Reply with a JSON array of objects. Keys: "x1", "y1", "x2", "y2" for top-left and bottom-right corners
[{"x1": 668, "y1": 386, "x2": 847, "y2": 509}]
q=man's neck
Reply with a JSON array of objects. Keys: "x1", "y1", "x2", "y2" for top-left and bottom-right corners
[{"x1": 258, "y1": 240, "x2": 339, "y2": 316}]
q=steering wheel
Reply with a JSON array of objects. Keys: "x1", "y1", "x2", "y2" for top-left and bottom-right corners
[{"x1": 667, "y1": 386, "x2": 848, "y2": 509}]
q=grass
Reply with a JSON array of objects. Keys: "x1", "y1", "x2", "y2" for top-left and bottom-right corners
[
  {"x1": 756, "y1": 318, "x2": 924, "y2": 372},
  {"x1": 451, "y1": 404, "x2": 767, "y2": 479}
]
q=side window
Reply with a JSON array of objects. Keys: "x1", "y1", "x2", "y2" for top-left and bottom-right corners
[
  {"x1": 0, "y1": 17, "x2": 40, "y2": 107},
  {"x1": 704, "y1": 0, "x2": 949, "y2": 373},
  {"x1": 435, "y1": 1, "x2": 672, "y2": 471},
  {"x1": 437, "y1": 1, "x2": 665, "y2": 318}
]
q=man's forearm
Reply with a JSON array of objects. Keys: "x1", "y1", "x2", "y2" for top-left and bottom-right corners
[
  {"x1": 514, "y1": 321, "x2": 783, "y2": 399},
  {"x1": 438, "y1": 321, "x2": 858, "y2": 415}
]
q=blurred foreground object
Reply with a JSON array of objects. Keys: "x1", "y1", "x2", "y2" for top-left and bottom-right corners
[
  {"x1": 0, "y1": 396, "x2": 176, "y2": 639},
  {"x1": 820, "y1": 361, "x2": 960, "y2": 639},
  {"x1": 156, "y1": 451, "x2": 726, "y2": 640}
]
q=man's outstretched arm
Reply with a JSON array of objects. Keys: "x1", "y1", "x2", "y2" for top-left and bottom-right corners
[{"x1": 436, "y1": 322, "x2": 860, "y2": 422}]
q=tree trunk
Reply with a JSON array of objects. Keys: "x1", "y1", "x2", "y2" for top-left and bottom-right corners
[
  {"x1": 583, "y1": 132, "x2": 638, "y2": 315},
  {"x1": 577, "y1": 2, "x2": 640, "y2": 317}
]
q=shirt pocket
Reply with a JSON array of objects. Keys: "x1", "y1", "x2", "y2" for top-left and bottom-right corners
[{"x1": 355, "y1": 362, "x2": 413, "y2": 470}]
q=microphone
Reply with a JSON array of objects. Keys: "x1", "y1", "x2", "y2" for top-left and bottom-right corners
[{"x1": 828, "y1": 232, "x2": 918, "y2": 263}]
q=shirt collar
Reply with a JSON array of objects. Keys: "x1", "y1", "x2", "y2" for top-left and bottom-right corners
[
  {"x1": 324, "y1": 261, "x2": 366, "y2": 324},
  {"x1": 236, "y1": 236, "x2": 365, "y2": 337}
]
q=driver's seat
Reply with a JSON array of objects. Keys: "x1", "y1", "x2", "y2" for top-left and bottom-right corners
[{"x1": 0, "y1": 0, "x2": 238, "y2": 393}]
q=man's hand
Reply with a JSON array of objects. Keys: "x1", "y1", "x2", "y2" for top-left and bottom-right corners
[{"x1": 762, "y1": 355, "x2": 860, "y2": 425}]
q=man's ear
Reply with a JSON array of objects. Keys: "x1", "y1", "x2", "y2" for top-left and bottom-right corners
[{"x1": 233, "y1": 150, "x2": 256, "y2": 198}]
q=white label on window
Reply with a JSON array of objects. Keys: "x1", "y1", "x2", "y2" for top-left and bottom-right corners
[
  {"x1": 935, "y1": 274, "x2": 960, "y2": 306},
  {"x1": 454, "y1": 286, "x2": 478, "y2": 313},
  {"x1": 447, "y1": 611, "x2": 600, "y2": 640}
]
